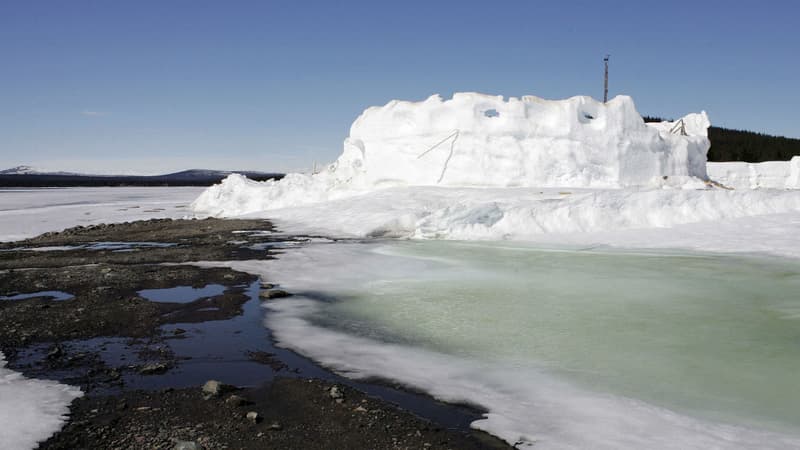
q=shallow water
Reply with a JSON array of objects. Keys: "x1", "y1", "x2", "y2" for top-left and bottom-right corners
[
  {"x1": 257, "y1": 241, "x2": 800, "y2": 448},
  {"x1": 137, "y1": 284, "x2": 226, "y2": 303},
  {"x1": 0, "y1": 290, "x2": 73, "y2": 302}
]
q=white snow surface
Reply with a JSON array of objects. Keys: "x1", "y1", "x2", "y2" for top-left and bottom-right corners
[
  {"x1": 0, "y1": 352, "x2": 83, "y2": 450},
  {"x1": 194, "y1": 181, "x2": 800, "y2": 258},
  {"x1": 191, "y1": 92, "x2": 800, "y2": 257},
  {"x1": 344, "y1": 93, "x2": 710, "y2": 189},
  {"x1": 707, "y1": 156, "x2": 800, "y2": 189},
  {"x1": 194, "y1": 93, "x2": 712, "y2": 214},
  {"x1": 0, "y1": 187, "x2": 204, "y2": 241}
]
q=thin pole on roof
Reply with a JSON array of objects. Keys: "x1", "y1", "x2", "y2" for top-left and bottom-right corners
[{"x1": 603, "y1": 55, "x2": 610, "y2": 103}]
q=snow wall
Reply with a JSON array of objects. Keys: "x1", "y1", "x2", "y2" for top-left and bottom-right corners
[
  {"x1": 193, "y1": 93, "x2": 711, "y2": 215},
  {"x1": 707, "y1": 156, "x2": 800, "y2": 190},
  {"x1": 343, "y1": 93, "x2": 710, "y2": 189}
]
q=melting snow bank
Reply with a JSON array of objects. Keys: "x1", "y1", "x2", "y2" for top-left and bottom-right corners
[
  {"x1": 206, "y1": 246, "x2": 800, "y2": 449},
  {"x1": 191, "y1": 92, "x2": 799, "y2": 253},
  {"x1": 708, "y1": 156, "x2": 800, "y2": 189},
  {"x1": 194, "y1": 182, "x2": 800, "y2": 256},
  {"x1": 0, "y1": 351, "x2": 82, "y2": 449}
]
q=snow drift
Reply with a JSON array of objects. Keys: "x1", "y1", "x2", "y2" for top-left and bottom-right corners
[
  {"x1": 0, "y1": 351, "x2": 82, "y2": 449},
  {"x1": 707, "y1": 156, "x2": 800, "y2": 190},
  {"x1": 194, "y1": 92, "x2": 711, "y2": 216}
]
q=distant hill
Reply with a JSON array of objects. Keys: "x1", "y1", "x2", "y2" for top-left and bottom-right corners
[
  {"x1": 643, "y1": 116, "x2": 800, "y2": 163},
  {"x1": 0, "y1": 165, "x2": 81, "y2": 176},
  {"x1": 0, "y1": 168, "x2": 284, "y2": 187}
]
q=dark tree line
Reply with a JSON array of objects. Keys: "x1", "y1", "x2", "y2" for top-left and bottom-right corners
[{"x1": 642, "y1": 116, "x2": 800, "y2": 163}]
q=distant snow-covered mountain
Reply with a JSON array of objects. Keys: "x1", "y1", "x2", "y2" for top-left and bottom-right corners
[
  {"x1": 0, "y1": 165, "x2": 42, "y2": 175},
  {"x1": 0, "y1": 165, "x2": 81, "y2": 176}
]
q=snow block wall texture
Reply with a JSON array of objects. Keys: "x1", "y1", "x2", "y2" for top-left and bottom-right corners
[
  {"x1": 707, "y1": 156, "x2": 800, "y2": 189},
  {"x1": 341, "y1": 93, "x2": 710, "y2": 189},
  {"x1": 193, "y1": 93, "x2": 712, "y2": 215}
]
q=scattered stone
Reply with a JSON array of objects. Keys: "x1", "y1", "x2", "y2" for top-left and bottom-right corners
[
  {"x1": 258, "y1": 289, "x2": 290, "y2": 300},
  {"x1": 47, "y1": 344, "x2": 63, "y2": 359},
  {"x1": 259, "y1": 282, "x2": 275, "y2": 289},
  {"x1": 247, "y1": 350, "x2": 287, "y2": 371},
  {"x1": 268, "y1": 422, "x2": 282, "y2": 430},
  {"x1": 202, "y1": 380, "x2": 233, "y2": 398},
  {"x1": 139, "y1": 362, "x2": 171, "y2": 375},
  {"x1": 173, "y1": 328, "x2": 187, "y2": 335},
  {"x1": 174, "y1": 440, "x2": 203, "y2": 450},
  {"x1": 225, "y1": 394, "x2": 246, "y2": 406},
  {"x1": 329, "y1": 386, "x2": 344, "y2": 400},
  {"x1": 246, "y1": 411, "x2": 260, "y2": 423},
  {"x1": 354, "y1": 405, "x2": 368, "y2": 413}
]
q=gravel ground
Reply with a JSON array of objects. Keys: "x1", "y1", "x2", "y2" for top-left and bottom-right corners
[{"x1": 0, "y1": 218, "x2": 510, "y2": 450}]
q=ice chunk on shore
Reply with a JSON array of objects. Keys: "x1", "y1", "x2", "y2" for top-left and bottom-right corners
[
  {"x1": 0, "y1": 352, "x2": 82, "y2": 449},
  {"x1": 708, "y1": 156, "x2": 800, "y2": 189}
]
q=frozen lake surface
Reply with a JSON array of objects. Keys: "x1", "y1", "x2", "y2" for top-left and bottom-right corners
[
  {"x1": 0, "y1": 187, "x2": 204, "y2": 241},
  {"x1": 226, "y1": 240, "x2": 800, "y2": 449}
]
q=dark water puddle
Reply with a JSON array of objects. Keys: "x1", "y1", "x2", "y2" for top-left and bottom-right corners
[
  {"x1": 0, "y1": 246, "x2": 81, "y2": 252},
  {"x1": 244, "y1": 236, "x2": 336, "y2": 252},
  {"x1": 138, "y1": 284, "x2": 226, "y2": 304},
  {"x1": 247, "y1": 242, "x2": 298, "y2": 251},
  {"x1": 87, "y1": 242, "x2": 177, "y2": 251},
  {"x1": 0, "y1": 290, "x2": 74, "y2": 301},
  {"x1": 10, "y1": 278, "x2": 485, "y2": 433},
  {"x1": 1, "y1": 242, "x2": 177, "y2": 253},
  {"x1": 155, "y1": 281, "x2": 483, "y2": 431},
  {"x1": 144, "y1": 280, "x2": 486, "y2": 430}
]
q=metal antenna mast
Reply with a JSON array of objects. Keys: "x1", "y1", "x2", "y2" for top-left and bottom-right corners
[{"x1": 603, "y1": 55, "x2": 610, "y2": 103}]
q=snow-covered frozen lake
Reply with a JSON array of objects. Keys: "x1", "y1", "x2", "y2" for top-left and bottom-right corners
[{"x1": 0, "y1": 187, "x2": 204, "y2": 241}]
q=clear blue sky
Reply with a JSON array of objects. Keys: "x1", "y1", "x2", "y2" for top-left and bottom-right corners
[{"x1": 1, "y1": 1, "x2": 798, "y2": 174}]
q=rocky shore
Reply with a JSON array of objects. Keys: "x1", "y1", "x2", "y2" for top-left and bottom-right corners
[{"x1": 0, "y1": 218, "x2": 509, "y2": 449}]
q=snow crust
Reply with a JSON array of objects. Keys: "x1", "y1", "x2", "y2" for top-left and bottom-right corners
[
  {"x1": 195, "y1": 182, "x2": 800, "y2": 256},
  {"x1": 707, "y1": 156, "x2": 800, "y2": 189},
  {"x1": 0, "y1": 352, "x2": 83, "y2": 449}
]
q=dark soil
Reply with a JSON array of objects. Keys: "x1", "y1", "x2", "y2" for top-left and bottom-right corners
[{"x1": 0, "y1": 218, "x2": 510, "y2": 450}]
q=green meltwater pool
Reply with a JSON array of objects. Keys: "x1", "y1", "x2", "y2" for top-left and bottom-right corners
[{"x1": 245, "y1": 241, "x2": 800, "y2": 449}]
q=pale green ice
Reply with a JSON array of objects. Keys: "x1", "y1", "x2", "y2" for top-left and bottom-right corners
[{"x1": 307, "y1": 241, "x2": 800, "y2": 433}]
